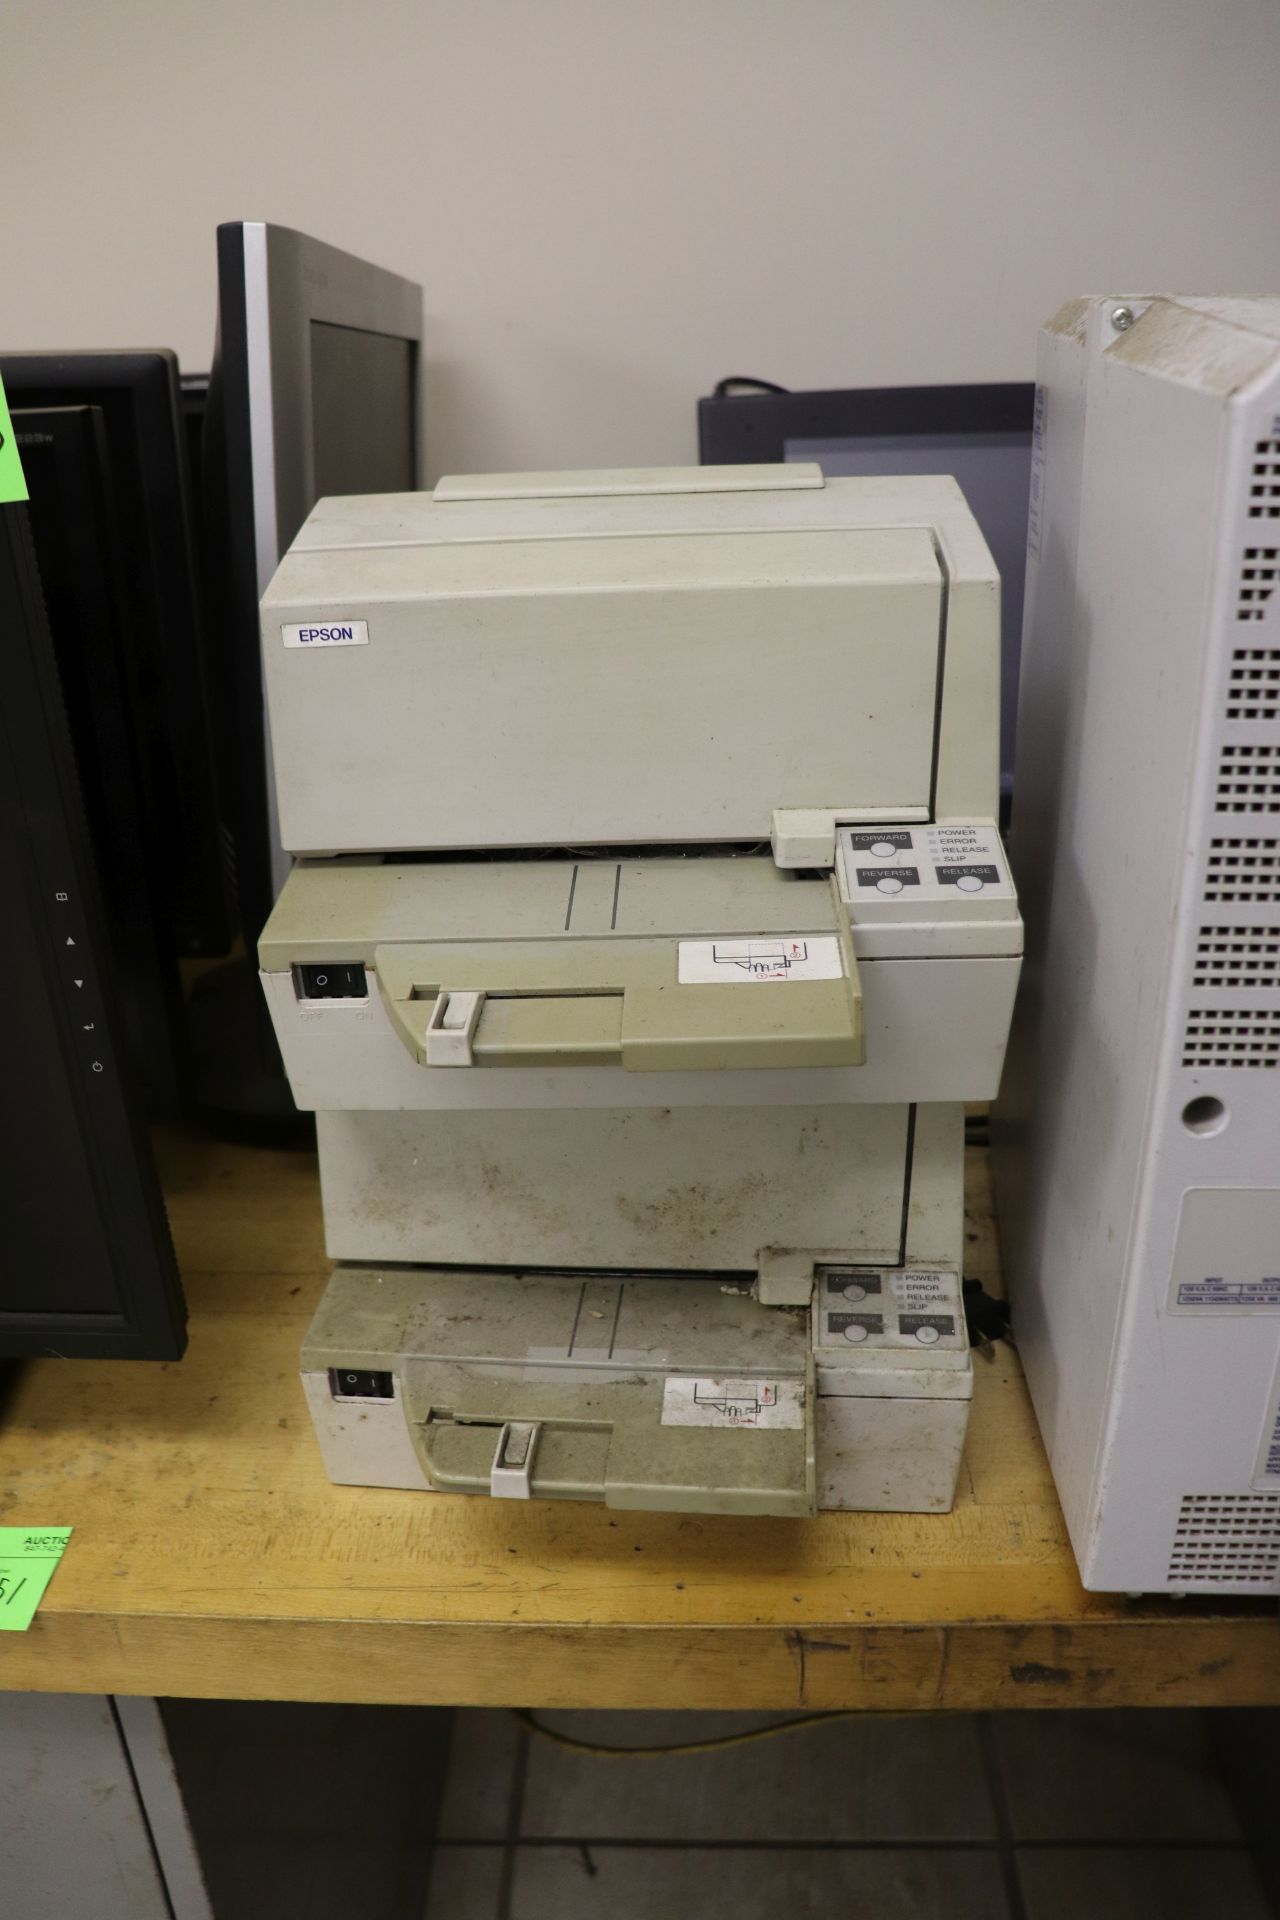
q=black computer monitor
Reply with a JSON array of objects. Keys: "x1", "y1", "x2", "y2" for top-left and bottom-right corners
[
  {"x1": 180, "y1": 370, "x2": 211, "y2": 549},
  {"x1": 0, "y1": 501, "x2": 185, "y2": 1359},
  {"x1": 699, "y1": 382, "x2": 1036, "y2": 805},
  {"x1": 11, "y1": 401, "x2": 191, "y2": 1117},
  {"x1": 1, "y1": 352, "x2": 232, "y2": 959}
]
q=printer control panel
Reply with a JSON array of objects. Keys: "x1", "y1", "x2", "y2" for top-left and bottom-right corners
[
  {"x1": 839, "y1": 823, "x2": 1013, "y2": 903},
  {"x1": 815, "y1": 1266, "x2": 967, "y2": 1352},
  {"x1": 836, "y1": 823, "x2": 1020, "y2": 969}
]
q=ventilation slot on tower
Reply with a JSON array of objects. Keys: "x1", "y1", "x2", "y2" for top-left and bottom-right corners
[
  {"x1": 1248, "y1": 439, "x2": 1280, "y2": 518},
  {"x1": 1168, "y1": 1495, "x2": 1280, "y2": 1585},
  {"x1": 1193, "y1": 926, "x2": 1280, "y2": 988},
  {"x1": 1204, "y1": 837, "x2": 1280, "y2": 902},
  {"x1": 1237, "y1": 548, "x2": 1280, "y2": 621},
  {"x1": 1226, "y1": 648, "x2": 1280, "y2": 720},
  {"x1": 1181, "y1": 1007, "x2": 1280, "y2": 1066},
  {"x1": 1216, "y1": 743, "x2": 1280, "y2": 811}
]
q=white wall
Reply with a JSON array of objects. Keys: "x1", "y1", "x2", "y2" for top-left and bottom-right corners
[{"x1": 4, "y1": 0, "x2": 1280, "y2": 481}]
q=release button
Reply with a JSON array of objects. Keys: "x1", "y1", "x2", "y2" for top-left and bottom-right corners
[
  {"x1": 898, "y1": 1313, "x2": 957, "y2": 1344},
  {"x1": 934, "y1": 864, "x2": 1000, "y2": 891}
]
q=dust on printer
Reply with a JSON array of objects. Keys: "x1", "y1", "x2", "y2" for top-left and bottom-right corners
[{"x1": 257, "y1": 463, "x2": 1022, "y2": 1518}]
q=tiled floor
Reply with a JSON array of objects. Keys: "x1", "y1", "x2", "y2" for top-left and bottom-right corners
[{"x1": 424, "y1": 1707, "x2": 1273, "y2": 1919}]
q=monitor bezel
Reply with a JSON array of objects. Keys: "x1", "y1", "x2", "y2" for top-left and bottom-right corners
[
  {"x1": 0, "y1": 348, "x2": 232, "y2": 961},
  {"x1": 11, "y1": 399, "x2": 191, "y2": 1117},
  {"x1": 698, "y1": 381, "x2": 1036, "y2": 465},
  {"x1": 0, "y1": 503, "x2": 186, "y2": 1359},
  {"x1": 223, "y1": 222, "x2": 424, "y2": 585}
]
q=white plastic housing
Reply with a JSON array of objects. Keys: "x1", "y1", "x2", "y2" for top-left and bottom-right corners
[{"x1": 994, "y1": 296, "x2": 1280, "y2": 1595}]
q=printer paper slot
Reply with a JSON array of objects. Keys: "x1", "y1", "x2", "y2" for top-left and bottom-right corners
[{"x1": 403, "y1": 1357, "x2": 816, "y2": 1517}]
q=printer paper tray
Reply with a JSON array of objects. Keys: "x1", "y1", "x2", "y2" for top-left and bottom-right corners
[
  {"x1": 262, "y1": 854, "x2": 863, "y2": 1073},
  {"x1": 308, "y1": 1268, "x2": 817, "y2": 1518},
  {"x1": 377, "y1": 930, "x2": 861, "y2": 1072}
]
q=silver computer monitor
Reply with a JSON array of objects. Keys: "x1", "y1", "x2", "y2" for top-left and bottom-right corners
[
  {"x1": 698, "y1": 384, "x2": 1034, "y2": 808},
  {"x1": 208, "y1": 222, "x2": 423, "y2": 927}
]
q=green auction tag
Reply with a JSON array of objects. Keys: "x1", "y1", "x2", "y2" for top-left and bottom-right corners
[
  {"x1": 0, "y1": 371, "x2": 29, "y2": 504},
  {"x1": 0, "y1": 1529, "x2": 73, "y2": 1630}
]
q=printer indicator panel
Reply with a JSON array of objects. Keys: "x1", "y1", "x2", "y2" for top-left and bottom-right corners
[
  {"x1": 839, "y1": 823, "x2": 1014, "y2": 908},
  {"x1": 818, "y1": 1267, "x2": 965, "y2": 1350}
]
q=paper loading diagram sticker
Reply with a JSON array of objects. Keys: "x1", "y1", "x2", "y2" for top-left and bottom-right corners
[
  {"x1": 677, "y1": 935, "x2": 842, "y2": 984},
  {"x1": 661, "y1": 1377, "x2": 805, "y2": 1429}
]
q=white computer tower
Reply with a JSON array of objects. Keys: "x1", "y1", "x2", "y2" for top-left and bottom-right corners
[{"x1": 994, "y1": 296, "x2": 1280, "y2": 1594}]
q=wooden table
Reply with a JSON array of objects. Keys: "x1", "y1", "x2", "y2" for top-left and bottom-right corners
[{"x1": 1, "y1": 1129, "x2": 1276, "y2": 1711}]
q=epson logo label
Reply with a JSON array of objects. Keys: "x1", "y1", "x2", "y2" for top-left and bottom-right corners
[{"x1": 282, "y1": 620, "x2": 369, "y2": 649}]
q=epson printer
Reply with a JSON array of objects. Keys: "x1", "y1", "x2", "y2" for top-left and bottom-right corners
[{"x1": 257, "y1": 464, "x2": 1021, "y2": 1518}]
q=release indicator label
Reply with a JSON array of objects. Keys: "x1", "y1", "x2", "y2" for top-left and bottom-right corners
[
  {"x1": 661, "y1": 1377, "x2": 805, "y2": 1430},
  {"x1": 677, "y1": 934, "x2": 842, "y2": 983}
]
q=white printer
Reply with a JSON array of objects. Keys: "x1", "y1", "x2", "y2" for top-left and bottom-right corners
[{"x1": 257, "y1": 464, "x2": 1021, "y2": 1518}]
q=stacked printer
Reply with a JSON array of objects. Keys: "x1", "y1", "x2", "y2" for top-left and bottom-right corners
[{"x1": 257, "y1": 464, "x2": 1021, "y2": 1518}]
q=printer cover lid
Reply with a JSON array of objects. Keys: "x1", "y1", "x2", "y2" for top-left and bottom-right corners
[{"x1": 263, "y1": 470, "x2": 945, "y2": 855}]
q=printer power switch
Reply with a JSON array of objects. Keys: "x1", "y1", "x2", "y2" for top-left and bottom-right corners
[{"x1": 296, "y1": 963, "x2": 368, "y2": 1000}]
